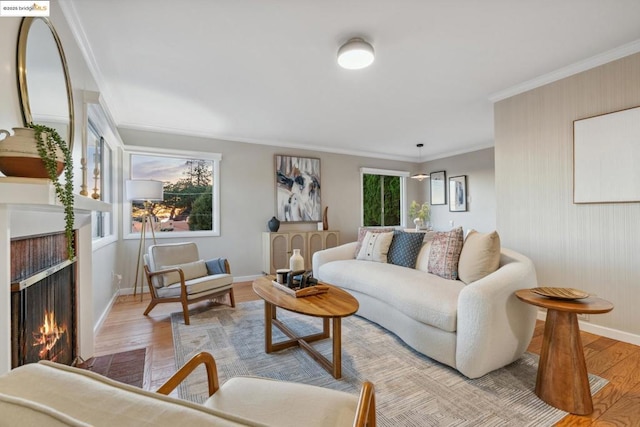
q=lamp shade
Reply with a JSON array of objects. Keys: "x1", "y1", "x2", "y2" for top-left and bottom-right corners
[
  {"x1": 337, "y1": 38, "x2": 375, "y2": 70},
  {"x1": 126, "y1": 179, "x2": 164, "y2": 201}
]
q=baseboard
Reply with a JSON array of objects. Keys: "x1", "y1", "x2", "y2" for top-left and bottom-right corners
[
  {"x1": 536, "y1": 310, "x2": 640, "y2": 346},
  {"x1": 94, "y1": 291, "x2": 119, "y2": 335}
]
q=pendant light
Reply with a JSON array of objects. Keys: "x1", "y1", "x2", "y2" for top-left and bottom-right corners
[{"x1": 410, "y1": 143, "x2": 430, "y2": 181}]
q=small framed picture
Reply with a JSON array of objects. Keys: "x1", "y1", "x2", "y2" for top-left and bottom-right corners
[
  {"x1": 449, "y1": 175, "x2": 467, "y2": 212},
  {"x1": 430, "y1": 171, "x2": 446, "y2": 205}
]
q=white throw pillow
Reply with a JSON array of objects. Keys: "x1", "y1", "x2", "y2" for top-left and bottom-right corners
[
  {"x1": 159, "y1": 259, "x2": 208, "y2": 286},
  {"x1": 356, "y1": 231, "x2": 394, "y2": 263}
]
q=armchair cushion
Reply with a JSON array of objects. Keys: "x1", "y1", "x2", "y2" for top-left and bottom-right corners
[
  {"x1": 159, "y1": 260, "x2": 208, "y2": 287},
  {"x1": 156, "y1": 274, "x2": 233, "y2": 299},
  {"x1": 205, "y1": 377, "x2": 359, "y2": 427}
]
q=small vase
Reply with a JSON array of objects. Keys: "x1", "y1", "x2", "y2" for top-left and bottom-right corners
[
  {"x1": 267, "y1": 216, "x2": 280, "y2": 232},
  {"x1": 289, "y1": 248, "x2": 304, "y2": 271},
  {"x1": 0, "y1": 127, "x2": 64, "y2": 178},
  {"x1": 413, "y1": 218, "x2": 423, "y2": 231}
]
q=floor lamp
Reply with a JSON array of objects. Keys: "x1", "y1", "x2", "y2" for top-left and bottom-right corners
[{"x1": 126, "y1": 179, "x2": 164, "y2": 299}]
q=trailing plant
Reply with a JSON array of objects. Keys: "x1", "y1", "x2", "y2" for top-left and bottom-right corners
[
  {"x1": 409, "y1": 200, "x2": 430, "y2": 222},
  {"x1": 27, "y1": 123, "x2": 75, "y2": 259}
]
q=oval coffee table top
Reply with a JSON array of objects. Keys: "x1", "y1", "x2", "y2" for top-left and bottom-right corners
[
  {"x1": 252, "y1": 276, "x2": 359, "y2": 318},
  {"x1": 515, "y1": 288, "x2": 613, "y2": 314}
]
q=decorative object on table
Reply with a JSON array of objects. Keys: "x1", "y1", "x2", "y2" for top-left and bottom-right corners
[
  {"x1": 272, "y1": 280, "x2": 329, "y2": 297},
  {"x1": 0, "y1": 125, "x2": 75, "y2": 259},
  {"x1": 275, "y1": 268, "x2": 290, "y2": 284},
  {"x1": 430, "y1": 170, "x2": 446, "y2": 205},
  {"x1": 90, "y1": 136, "x2": 102, "y2": 200},
  {"x1": 267, "y1": 216, "x2": 280, "y2": 232},
  {"x1": 409, "y1": 200, "x2": 430, "y2": 230},
  {"x1": 449, "y1": 175, "x2": 467, "y2": 212},
  {"x1": 322, "y1": 206, "x2": 329, "y2": 230},
  {"x1": 275, "y1": 154, "x2": 321, "y2": 222},
  {"x1": 530, "y1": 287, "x2": 589, "y2": 300},
  {"x1": 126, "y1": 179, "x2": 164, "y2": 298},
  {"x1": 289, "y1": 248, "x2": 305, "y2": 271}
]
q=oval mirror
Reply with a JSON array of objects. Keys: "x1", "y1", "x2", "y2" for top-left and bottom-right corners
[{"x1": 17, "y1": 17, "x2": 74, "y2": 151}]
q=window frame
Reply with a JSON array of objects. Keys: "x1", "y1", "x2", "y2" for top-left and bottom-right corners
[
  {"x1": 123, "y1": 146, "x2": 222, "y2": 240},
  {"x1": 360, "y1": 167, "x2": 409, "y2": 228}
]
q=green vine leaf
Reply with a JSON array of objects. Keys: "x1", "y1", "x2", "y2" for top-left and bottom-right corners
[{"x1": 27, "y1": 123, "x2": 75, "y2": 260}]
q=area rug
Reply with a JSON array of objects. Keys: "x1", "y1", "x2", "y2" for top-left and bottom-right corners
[
  {"x1": 77, "y1": 347, "x2": 148, "y2": 388},
  {"x1": 171, "y1": 301, "x2": 607, "y2": 426}
]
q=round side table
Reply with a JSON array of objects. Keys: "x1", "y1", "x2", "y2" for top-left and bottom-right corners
[{"x1": 515, "y1": 289, "x2": 613, "y2": 415}]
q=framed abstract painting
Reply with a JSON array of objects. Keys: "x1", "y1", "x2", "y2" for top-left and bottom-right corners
[{"x1": 275, "y1": 155, "x2": 321, "y2": 222}]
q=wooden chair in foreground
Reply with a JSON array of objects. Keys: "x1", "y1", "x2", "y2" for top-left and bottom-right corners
[
  {"x1": 158, "y1": 352, "x2": 377, "y2": 427},
  {"x1": 143, "y1": 242, "x2": 235, "y2": 325}
]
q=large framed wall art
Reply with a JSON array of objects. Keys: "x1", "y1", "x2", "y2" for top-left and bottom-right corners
[
  {"x1": 275, "y1": 155, "x2": 322, "y2": 222},
  {"x1": 574, "y1": 106, "x2": 640, "y2": 204},
  {"x1": 430, "y1": 170, "x2": 446, "y2": 205}
]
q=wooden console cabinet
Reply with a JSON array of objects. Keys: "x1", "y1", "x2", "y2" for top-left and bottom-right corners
[{"x1": 262, "y1": 231, "x2": 340, "y2": 274}]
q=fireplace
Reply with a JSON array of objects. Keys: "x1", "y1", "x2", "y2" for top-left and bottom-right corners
[{"x1": 10, "y1": 232, "x2": 77, "y2": 368}]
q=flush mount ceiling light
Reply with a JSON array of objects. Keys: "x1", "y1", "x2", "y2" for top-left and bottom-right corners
[
  {"x1": 411, "y1": 143, "x2": 430, "y2": 181},
  {"x1": 337, "y1": 37, "x2": 375, "y2": 70}
]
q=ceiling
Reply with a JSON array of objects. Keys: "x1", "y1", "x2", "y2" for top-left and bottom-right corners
[{"x1": 62, "y1": 0, "x2": 640, "y2": 162}]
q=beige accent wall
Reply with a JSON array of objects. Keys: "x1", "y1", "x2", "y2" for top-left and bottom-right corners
[{"x1": 495, "y1": 52, "x2": 640, "y2": 337}]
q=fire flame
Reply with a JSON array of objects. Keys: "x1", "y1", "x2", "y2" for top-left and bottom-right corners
[{"x1": 32, "y1": 310, "x2": 66, "y2": 359}]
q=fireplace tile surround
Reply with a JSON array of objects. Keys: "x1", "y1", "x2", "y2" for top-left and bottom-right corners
[{"x1": 0, "y1": 178, "x2": 111, "y2": 374}]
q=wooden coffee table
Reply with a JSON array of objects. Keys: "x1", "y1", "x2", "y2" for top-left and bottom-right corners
[
  {"x1": 252, "y1": 276, "x2": 359, "y2": 379},
  {"x1": 515, "y1": 289, "x2": 613, "y2": 415}
]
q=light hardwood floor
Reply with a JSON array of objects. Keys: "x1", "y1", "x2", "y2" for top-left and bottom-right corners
[{"x1": 95, "y1": 282, "x2": 640, "y2": 426}]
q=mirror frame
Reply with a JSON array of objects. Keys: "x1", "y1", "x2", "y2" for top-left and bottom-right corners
[{"x1": 17, "y1": 17, "x2": 75, "y2": 151}]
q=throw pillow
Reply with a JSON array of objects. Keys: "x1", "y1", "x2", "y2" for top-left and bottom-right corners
[
  {"x1": 458, "y1": 230, "x2": 501, "y2": 284},
  {"x1": 159, "y1": 259, "x2": 208, "y2": 286},
  {"x1": 427, "y1": 227, "x2": 464, "y2": 280},
  {"x1": 356, "y1": 231, "x2": 394, "y2": 263},
  {"x1": 354, "y1": 227, "x2": 395, "y2": 257},
  {"x1": 387, "y1": 231, "x2": 425, "y2": 268}
]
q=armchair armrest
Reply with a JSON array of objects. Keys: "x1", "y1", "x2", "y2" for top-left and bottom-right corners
[
  {"x1": 353, "y1": 381, "x2": 376, "y2": 427},
  {"x1": 157, "y1": 352, "x2": 219, "y2": 397}
]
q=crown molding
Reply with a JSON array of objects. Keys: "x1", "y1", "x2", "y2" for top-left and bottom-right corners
[
  {"x1": 489, "y1": 39, "x2": 640, "y2": 103},
  {"x1": 58, "y1": 0, "x2": 121, "y2": 123}
]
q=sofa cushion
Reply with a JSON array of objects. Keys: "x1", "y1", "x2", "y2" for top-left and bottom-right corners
[
  {"x1": 160, "y1": 260, "x2": 208, "y2": 287},
  {"x1": 0, "y1": 393, "x2": 90, "y2": 427},
  {"x1": 0, "y1": 361, "x2": 258, "y2": 426},
  {"x1": 356, "y1": 231, "x2": 394, "y2": 263},
  {"x1": 354, "y1": 227, "x2": 395, "y2": 257},
  {"x1": 387, "y1": 231, "x2": 425, "y2": 268},
  {"x1": 318, "y1": 259, "x2": 463, "y2": 331},
  {"x1": 428, "y1": 227, "x2": 464, "y2": 280},
  {"x1": 458, "y1": 230, "x2": 501, "y2": 284},
  {"x1": 206, "y1": 377, "x2": 358, "y2": 427}
]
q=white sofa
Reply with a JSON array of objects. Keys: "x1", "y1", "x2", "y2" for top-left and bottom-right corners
[{"x1": 313, "y1": 240, "x2": 538, "y2": 379}]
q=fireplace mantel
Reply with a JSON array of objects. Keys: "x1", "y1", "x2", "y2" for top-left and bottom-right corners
[{"x1": 0, "y1": 178, "x2": 111, "y2": 374}]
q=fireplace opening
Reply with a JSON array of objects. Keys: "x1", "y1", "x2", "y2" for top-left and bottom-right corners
[{"x1": 10, "y1": 232, "x2": 77, "y2": 368}]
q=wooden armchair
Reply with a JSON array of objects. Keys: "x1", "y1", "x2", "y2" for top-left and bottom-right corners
[
  {"x1": 143, "y1": 242, "x2": 235, "y2": 325},
  {"x1": 158, "y1": 352, "x2": 377, "y2": 427}
]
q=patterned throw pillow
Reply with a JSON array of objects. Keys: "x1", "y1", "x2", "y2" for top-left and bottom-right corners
[
  {"x1": 427, "y1": 227, "x2": 464, "y2": 280},
  {"x1": 387, "y1": 231, "x2": 426, "y2": 268},
  {"x1": 353, "y1": 227, "x2": 395, "y2": 257},
  {"x1": 356, "y1": 231, "x2": 395, "y2": 263}
]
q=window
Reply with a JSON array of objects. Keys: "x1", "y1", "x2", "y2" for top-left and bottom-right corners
[
  {"x1": 124, "y1": 147, "x2": 221, "y2": 239},
  {"x1": 87, "y1": 117, "x2": 114, "y2": 242},
  {"x1": 360, "y1": 168, "x2": 408, "y2": 227}
]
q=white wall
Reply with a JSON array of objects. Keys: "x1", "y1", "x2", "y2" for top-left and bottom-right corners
[
  {"x1": 0, "y1": 5, "x2": 121, "y2": 335},
  {"x1": 495, "y1": 52, "x2": 640, "y2": 340},
  {"x1": 118, "y1": 127, "x2": 424, "y2": 281},
  {"x1": 424, "y1": 148, "x2": 496, "y2": 233}
]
